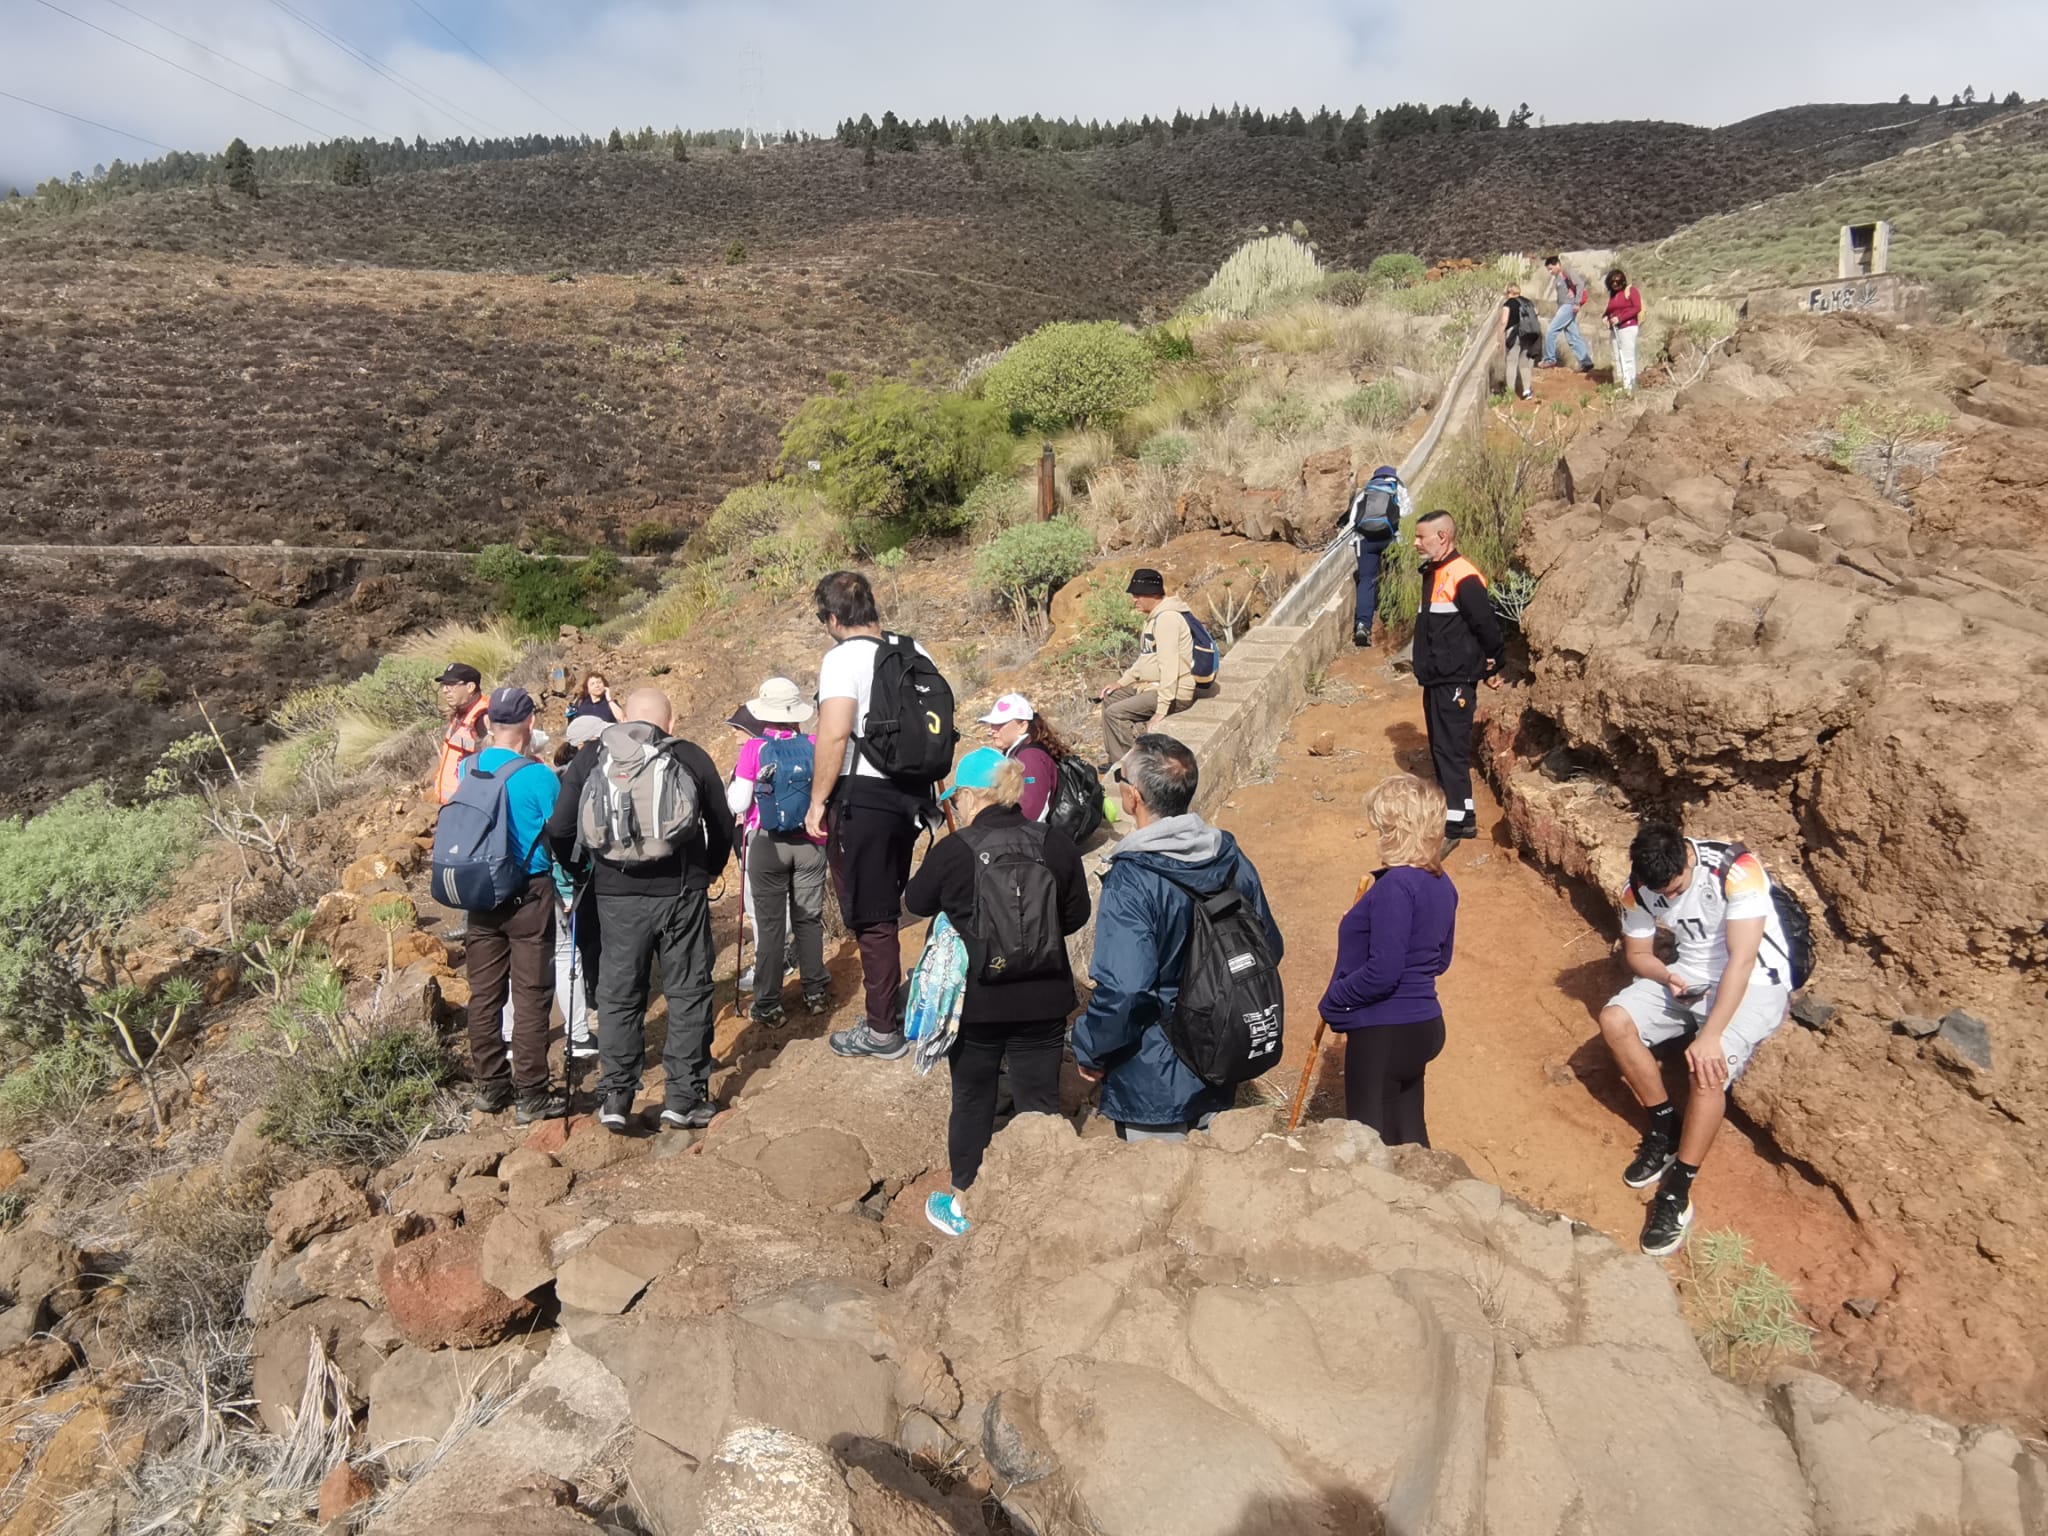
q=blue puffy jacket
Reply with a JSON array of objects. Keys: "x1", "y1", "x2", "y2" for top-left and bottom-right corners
[{"x1": 1072, "y1": 818, "x2": 1284, "y2": 1128}]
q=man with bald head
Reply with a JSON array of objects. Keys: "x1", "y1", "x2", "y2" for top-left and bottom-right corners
[
  {"x1": 1411, "y1": 511, "x2": 1505, "y2": 859},
  {"x1": 548, "y1": 685, "x2": 731, "y2": 1134}
]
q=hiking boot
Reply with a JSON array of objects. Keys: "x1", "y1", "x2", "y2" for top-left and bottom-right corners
[
  {"x1": 514, "y1": 1087, "x2": 567, "y2": 1125},
  {"x1": 1451, "y1": 815, "x2": 1479, "y2": 840},
  {"x1": 802, "y1": 985, "x2": 832, "y2": 1016},
  {"x1": 1352, "y1": 622, "x2": 1372, "y2": 648},
  {"x1": 829, "y1": 1021, "x2": 910, "y2": 1061},
  {"x1": 598, "y1": 1090, "x2": 636, "y2": 1135},
  {"x1": 1640, "y1": 1183, "x2": 1694, "y2": 1257},
  {"x1": 472, "y1": 1078, "x2": 513, "y2": 1115},
  {"x1": 749, "y1": 1000, "x2": 788, "y2": 1029},
  {"x1": 1622, "y1": 1130, "x2": 1677, "y2": 1188},
  {"x1": 660, "y1": 1098, "x2": 717, "y2": 1132},
  {"x1": 925, "y1": 1190, "x2": 972, "y2": 1238}
]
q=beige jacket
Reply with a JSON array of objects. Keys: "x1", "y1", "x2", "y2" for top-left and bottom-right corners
[{"x1": 1116, "y1": 595, "x2": 1199, "y2": 707}]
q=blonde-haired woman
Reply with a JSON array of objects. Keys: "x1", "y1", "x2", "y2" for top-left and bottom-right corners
[{"x1": 1317, "y1": 773, "x2": 1459, "y2": 1146}]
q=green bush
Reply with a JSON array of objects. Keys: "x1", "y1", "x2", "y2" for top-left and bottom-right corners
[
  {"x1": 0, "y1": 1037, "x2": 110, "y2": 1140},
  {"x1": 1185, "y1": 234, "x2": 1324, "y2": 320},
  {"x1": 1138, "y1": 432, "x2": 1193, "y2": 468},
  {"x1": 1061, "y1": 580, "x2": 1145, "y2": 670},
  {"x1": 1147, "y1": 325, "x2": 1196, "y2": 363},
  {"x1": 779, "y1": 381, "x2": 1018, "y2": 536},
  {"x1": 961, "y1": 474, "x2": 1034, "y2": 537},
  {"x1": 626, "y1": 520, "x2": 678, "y2": 556},
  {"x1": 1319, "y1": 269, "x2": 1374, "y2": 307},
  {"x1": 1377, "y1": 436, "x2": 1551, "y2": 634},
  {"x1": 981, "y1": 321, "x2": 1156, "y2": 434},
  {"x1": 472, "y1": 545, "x2": 628, "y2": 635},
  {"x1": 974, "y1": 518, "x2": 1097, "y2": 619},
  {"x1": 1250, "y1": 394, "x2": 1323, "y2": 437},
  {"x1": 0, "y1": 787, "x2": 199, "y2": 1048},
  {"x1": 1342, "y1": 380, "x2": 1409, "y2": 430},
  {"x1": 261, "y1": 1029, "x2": 454, "y2": 1165},
  {"x1": 698, "y1": 481, "x2": 821, "y2": 555},
  {"x1": 1367, "y1": 252, "x2": 1427, "y2": 288},
  {"x1": 742, "y1": 508, "x2": 851, "y2": 596}
]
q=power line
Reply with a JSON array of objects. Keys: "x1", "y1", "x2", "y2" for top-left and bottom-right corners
[
  {"x1": 28, "y1": 0, "x2": 330, "y2": 139},
  {"x1": 0, "y1": 86, "x2": 176, "y2": 154},
  {"x1": 91, "y1": 0, "x2": 387, "y2": 138},
  {"x1": 402, "y1": 0, "x2": 584, "y2": 138},
  {"x1": 261, "y1": 0, "x2": 506, "y2": 139}
]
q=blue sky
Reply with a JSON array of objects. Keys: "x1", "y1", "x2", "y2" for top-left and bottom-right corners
[{"x1": 3, "y1": 0, "x2": 2044, "y2": 192}]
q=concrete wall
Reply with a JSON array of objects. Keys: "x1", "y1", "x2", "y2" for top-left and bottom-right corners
[
  {"x1": 1182, "y1": 309, "x2": 1499, "y2": 816},
  {"x1": 1745, "y1": 272, "x2": 1930, "y2": 321}
]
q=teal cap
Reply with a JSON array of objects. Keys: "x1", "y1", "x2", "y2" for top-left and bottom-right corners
[{"x1": 939, "y1": 746, "x2": 1008, "y2": 803}]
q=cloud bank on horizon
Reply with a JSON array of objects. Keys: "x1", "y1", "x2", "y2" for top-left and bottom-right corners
[{"x1": 3, "y1": 0, "x2": 2043, "y2": 192}]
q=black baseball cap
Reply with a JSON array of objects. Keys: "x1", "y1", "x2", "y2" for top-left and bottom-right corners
[
  {"x1": 486, "y1": 686, "x2": 535, "y2": 723},
  {"x1": 1126, "y1": 568, "x2": 1166, "y2": 597},
  {"x1": 437, "y1": 663, "x2": 483, "y2": 686}
]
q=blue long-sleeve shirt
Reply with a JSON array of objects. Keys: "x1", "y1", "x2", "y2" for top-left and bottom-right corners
[
  {"x1": 1318, "y1": 864, "x2": 1457, "y2": 1029},
  {"x1": 458, "y1": 747, "x2": 560, "y2": 876}
]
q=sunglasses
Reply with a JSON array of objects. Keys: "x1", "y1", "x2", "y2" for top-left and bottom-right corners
[{"x1": 1111, "y1": 763, "x2": 1128, "y2": 785}]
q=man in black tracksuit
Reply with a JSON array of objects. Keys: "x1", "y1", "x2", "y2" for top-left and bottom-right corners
[
  {"x1": 1411, "y1": 511, "x2": 1505, "y2": 854},
  {"x1": 546, "y1": 688, "x2": 731, "y2": 1134}
]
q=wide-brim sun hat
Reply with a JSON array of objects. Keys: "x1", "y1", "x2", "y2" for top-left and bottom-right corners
[{"x1": 745, "y1": 677, "x2": 815, "y2": 726}]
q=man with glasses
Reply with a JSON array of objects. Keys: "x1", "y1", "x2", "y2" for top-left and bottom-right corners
[{"x1": 1073, "y1": 735, "x2": 1283, "y2": 1140}]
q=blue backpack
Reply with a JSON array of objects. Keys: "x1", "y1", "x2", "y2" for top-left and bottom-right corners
[
  {"x1": 431, "y1": 758, "x2": 547, "y2": 912},
  {"x1": 1183, "y1": 611, "x2": 1219, "y2": 684},
  {"x1": 752, "y1": 734, "x2": 815, "y2": 834}
]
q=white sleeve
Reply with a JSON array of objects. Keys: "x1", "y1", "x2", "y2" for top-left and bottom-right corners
[
  {"x1": 817, "y1": 644, "x2": 860, "y2": 702},
  {"x1": 726, "y1": 778, "x2": 755, "y2": 818},
  {"x1": 1620, "y1": 888, "x2": 1658, "y2": 940}
]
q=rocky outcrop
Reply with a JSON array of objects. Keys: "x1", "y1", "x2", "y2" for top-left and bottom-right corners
[{"x1": 1483, "y1": 315, "x2": 2048, "y2": 1428}]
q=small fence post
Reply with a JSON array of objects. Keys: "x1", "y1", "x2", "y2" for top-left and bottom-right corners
[{"x1": 1038, "y1": 443, "x2": 1056, "y2": 521}]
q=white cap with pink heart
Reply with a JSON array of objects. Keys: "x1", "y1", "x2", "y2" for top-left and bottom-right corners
[{"x1": 977, "y1": 693, "x2": 1035, "y2": 726}]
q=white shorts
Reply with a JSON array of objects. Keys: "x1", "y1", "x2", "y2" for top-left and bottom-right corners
[{"x1": 1605, "y1": 976, "x2": 1790, "y2": 1083}]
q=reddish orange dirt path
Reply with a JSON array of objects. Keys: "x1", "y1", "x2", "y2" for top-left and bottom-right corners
[{"x1": 1208, "y1": 646, "x2": 1881, "y2": 1350}]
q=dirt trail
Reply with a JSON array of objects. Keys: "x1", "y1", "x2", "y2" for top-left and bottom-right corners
[{"x1": 1208, "y1": 646, "x2": 1893, "y2": 1374}]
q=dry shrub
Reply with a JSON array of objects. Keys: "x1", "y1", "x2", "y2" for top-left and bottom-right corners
[
  {"x1": 118, "y1": 1167, "x2": 272, "y2": 1348},
  {"x1": 1753, "y1": 327, "x2": 1816, "y2": 377},
  {"x1": 391, "y1": 619, "x2": 524, "y2": 680}
]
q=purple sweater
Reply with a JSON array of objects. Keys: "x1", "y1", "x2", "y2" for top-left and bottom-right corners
[{"x1": 1318, "y1": 865, "x2": 1458, "y2": 1029}]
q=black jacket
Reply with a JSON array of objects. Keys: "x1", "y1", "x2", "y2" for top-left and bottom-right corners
[
  {"x1": 1413, "y1": 552, "x2": 1506, "y2": 687},
  {"x1": 546, "y1": 729, "x2": 732, "y2": 897},
  {"x1": 903, "y1": 804, "x2": 1091, "y2": 1027}
]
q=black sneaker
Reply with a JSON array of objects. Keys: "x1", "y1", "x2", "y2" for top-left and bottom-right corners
[
  {"x1": 1352, "y1": 622, "x2": 1372, "y2": 648},
  {"x1": 1622, "y1": 1131, "x2": 1677, "y2": 1189},
  {"x1": 1451, "y1": 815, "x2": 1479, "y2": 841},
  {"x1": 598, "y1": 1091, "x2": 636, "y2": 1135},
  {"x1": 472, "y1": 1079, "x2": 513, "y2": 1115},
  {"x1": 660, "y1": 1098, "x2": 717, "y2": 1131},
  {"x1": 748, "y1": 1001, "x2": 787, "y2": 1029},
  {"x1": 829, "y1": 1021, "x2": 909, "y2": 1060},
  {"x1": 1640, "y1": 1184, "x2": 1694, "y2": 1257},
  {"x1": 802, "y1": 986, "x2": 831, "y2": 1016},
  {"x1": 514, "y1": 1087, "x2": 567, "y2": 1125}
]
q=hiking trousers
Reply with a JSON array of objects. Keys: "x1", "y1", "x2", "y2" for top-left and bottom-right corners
[
  {"x1": 946, "y1": 1019, "x2": 1065, "y2": 1189},
  {"x1": 593, "y1": 887, "x2": 715, "y2": 1106},
  {"x1": 1101, "y1": 686, "x2": 1208, "y2": 764},
  {"x1": 1354, "y1": 541, "x2": 1392, "y2": 629},
  {"x1": 1506, "y1": 342, "x2": 1536, "y2": 399},
  {"x1": 826, "y1": 787, "x2": 921, "y2": 1031},
  {"x1": 1343, "y1": 1015, "x2": 1446, "y2": 1148},
  {"x1": 749, "y1": 832, "x2": 830, "y2": 999},
  {"x1": 466, "y1": 876, "x2": 556, "y2": 1093},
  {"x1": 1422, "y1": 681, "x2": 1478, "y2": 831}
]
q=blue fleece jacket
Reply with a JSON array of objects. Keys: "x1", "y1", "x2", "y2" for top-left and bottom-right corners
[
  {"x1": 1318, "y1": 864, "x2": 1457, "y2": 1029},
  {"x1": 1072, "y1": 815, "x2": 1283, "y2": 1128}
]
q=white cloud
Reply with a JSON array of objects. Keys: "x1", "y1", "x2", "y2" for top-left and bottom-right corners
[{"x1": 3, "y1": 0, "x2": 2043, "y2": 193}]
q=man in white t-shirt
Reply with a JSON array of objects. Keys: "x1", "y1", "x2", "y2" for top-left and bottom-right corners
[
  {"x1": 805, "y1": 570, "x2": 939, "y2": 1061},
  {"x1": 1597, "y1": 821, "x2": 1795, "y2": 1258}
]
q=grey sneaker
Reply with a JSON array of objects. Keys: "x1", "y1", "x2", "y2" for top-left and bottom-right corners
[
  {"x1": 660, "y1": 1098, "x2": 717, "y2": 1131},
  {"x1": 472, "y1": 1079, "x2": 513, "y2": 1115},
  {"x1": 748, "y1": 1001, "x2": 787, "y2": 1029},
  {"x1": 599, "y1": 1091, "x2": 636, "y2": 1135},
  {"x1": 514, "y1": 1087, "x2": 567, "y2": 1125},
  {"x1": 802, "y1": 985, "x2": 831, "y2": 1015},
  {"x1": 829, "y1": 1021, "x2": 909, "y2": 1061}
]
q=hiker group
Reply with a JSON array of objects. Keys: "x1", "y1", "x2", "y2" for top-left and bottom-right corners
[
  {"x1": 428, "y1": 540, "x2": 1809, "y2": 1258},
  {"x1": 1499, "y1": 256, "x2": 1644, "y2": 400}
]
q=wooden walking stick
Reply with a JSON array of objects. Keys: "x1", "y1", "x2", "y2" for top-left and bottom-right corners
[{"x1": 1286, "y1": 1018, "x2": 1328, "y2": 1132}]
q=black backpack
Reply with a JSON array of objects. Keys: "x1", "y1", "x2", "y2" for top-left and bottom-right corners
[
  {"x1": 1629, "y1": 840, "x2": 1817, "y2": 991},
  {"x1": 852, "y1": 633, "x2": 957, "y2": 787},
  {"x1": 1511, "y1": 296, "x2": 1542, "y2": 347},
  {"x1": 1158, "y1": 870, "x2": 1285, "y2": 1088},
  {"x1": 963, "y1": 821, "x2": 1066, "y2": 986},
  {"x1": 1046, "y1": 755, "x2": 1105, "y2": 847}
]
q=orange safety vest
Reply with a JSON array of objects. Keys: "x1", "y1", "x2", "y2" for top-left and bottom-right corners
[
  {"x1": 1425, "y1": 555, "x2": 1487, "y2": 614},
  {"x1": 433, "y1": 696, "x2": 490, "y2": 805}
]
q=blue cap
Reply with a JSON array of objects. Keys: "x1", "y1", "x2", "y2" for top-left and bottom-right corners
[
  {"x1": 1373, "y1": 465, "x2": 1399, "y2": 480},
  {"x1": 939, "y1": 747, "x2": 1008, "y2": 803}
]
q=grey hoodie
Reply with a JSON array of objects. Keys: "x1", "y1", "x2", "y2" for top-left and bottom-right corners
[{"x1": 1110, "y1": 812, "x2": 1224, "y2": 866}]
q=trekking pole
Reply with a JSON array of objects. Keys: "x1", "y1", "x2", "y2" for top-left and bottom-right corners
[{"x1": 1285, "y1": 1018, "x2": 1329, "y2": 1132}]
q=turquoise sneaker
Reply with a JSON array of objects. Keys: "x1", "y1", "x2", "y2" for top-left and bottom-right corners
[{"x1": 925, "y1": 1190, "x2": 971, "y2": 1238}]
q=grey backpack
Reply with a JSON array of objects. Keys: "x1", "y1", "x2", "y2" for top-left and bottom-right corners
[{"x1": 578, "y1": 723, "x2": 700, "y2": 864}]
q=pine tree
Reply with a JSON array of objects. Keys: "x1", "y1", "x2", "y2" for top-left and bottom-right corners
[
  {"x1": 606, "y1": 127, "x2": 625, "y2": 152},
  {"x1": 2005, "y1": 90, "x2": 2024, "y2": 106},
  {"x1": 222, "y1": 137, "x2": 259, "y2": 197},
  {"x1": 1157, "y1": 188, "x2": 1177, "y2": 236},
  {"x1": 331, "y1": 147, "x2": 369, "y2": 186},
  {"x1": 670, "y1": 132, "x2": 687, "y2": 162},
  {"x1": 1508, "y1": 102, "x2": 1533, "y2": 129}
]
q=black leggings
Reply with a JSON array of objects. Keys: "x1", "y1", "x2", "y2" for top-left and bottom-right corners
[
  {"x1": 1342, "y1": 1016, "x2": 1446, "y2": 1148},
  {"x1": 946, "y1": 1020, "x2": 1065, "y2": 1190}
]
